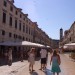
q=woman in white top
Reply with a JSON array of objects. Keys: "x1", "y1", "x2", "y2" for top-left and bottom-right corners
[{"x1": 28, "y1": 48, "x2": 35, "y2": 72}]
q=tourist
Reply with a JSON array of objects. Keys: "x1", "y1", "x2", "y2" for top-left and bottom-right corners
[
  {"x1": 40, "y1": 48, "x2": 47, "y2": 70},
  {"x1": 20, "y1": 49, "x2": 23, "y2": 62},
  {"x1": 50, "y1": 50, "x2": 61, "y2": 75},
  {"x1": 8, "y1": 47, "x2": 12, "y2": 66},
  {"x1": 28, "y1": 48, "x2": 35, "y2": 73}
]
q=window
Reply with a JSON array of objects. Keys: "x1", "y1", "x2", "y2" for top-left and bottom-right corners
[
  {"x1": 14, "y1": 34, "x2": 17, "y2": 39},
  {"x1": 19, "y1": 35, "x2": 21, "y2": 39},
  {"x1": 29, "y1": 22, "x2": 30, "y2": 25},
  {"x1": 14, "y1": 34, "x2": 15, "y2": 38},
  {"x1": 70, "y1": 37, "x2": 71, "y2": 41},
  {"x1": 20, "y1": 14, "x2": 22, "y2": 18},
  {"x1": 10, "y1": 6, "x2": 13, "y2": 12},
  {"x1": 2, "y1": 12, "x2": 6, "y2": 23},
  {"x1": 26, "y1": 19, "x2": 28, "y2": 23},
  {"x1": 15, "y1": 34, "x2": 17, "y2": 38},
  {"x1": 9, "y1": 32, "x2": 12, "y2": 37},
  {"x1": 4, "y1": 0, "x2": 7, "y2": 7},
  {"x1": 26, "y1": 38, "x2": 28, "y2": 41},
  {"x1": 26, "y1": 25, "x2": 28, "y2": 33},
  {"x1": 19, "y1": 21, "x2": 21, "y2": 31},
  {"x1": 31, "y1": 30, "x2": 33, "y2": 35},
  {"x1": 9, "y1": 16, "x2": 12, "y2": 26},
  {"x1": 29, "y1": 27, "x2": 30, "y2": 34},
  {"x1": 15, "y1": 10, "x2": 18, "y2": 15},
  {"x1": 23, "y1": 37, "x2": 25, "y2": 40},
  {"x1": 23, "y1": 24, "x2": 25, "y2": 32},
  {"x1": 1, "y1": 30, "x2": 5, "y2": 36},
  {"x1": 23, "y1": 17, "x2": 25, "y2": 20},
  {"x1": 29, "y1": 39, "x2": 30, "y2": 41},
  {"x1": 15, "y1": 19, "x2": 17, "y2": 29}
]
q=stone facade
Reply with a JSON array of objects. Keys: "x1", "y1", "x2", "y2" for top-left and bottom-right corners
[
  {"x1": 51, "y1": 39, "x2": 59, "y2": 49},
  {"x1": 0, "y1": 0, "x2": 51, "y2": 46},
  {"x1": 59, "y1": 21, "x2": 75, "y2": 47}
]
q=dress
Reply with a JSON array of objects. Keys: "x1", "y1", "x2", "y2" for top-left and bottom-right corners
[
  {"x1": 29, "y1": 53, "x2": 35, "y2": 65},
  {"x1": 51, "y1": 56, "x2": 61, "y2": 73}
]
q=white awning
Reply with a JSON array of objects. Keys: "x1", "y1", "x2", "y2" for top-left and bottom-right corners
[
  {"x1": 46, "y1": 45, "x2": 51, "y2": 48},
  {"x1": 0, "y1": 41, "x2": 45, "y2": 48},
  {"x1": 63, "y1": 43, "x2": 75, "y2": 50}
]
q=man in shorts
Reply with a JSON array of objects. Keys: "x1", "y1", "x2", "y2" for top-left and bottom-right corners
[{"x1": 40, "y1": 48, "x2": 47, "y2": 70}]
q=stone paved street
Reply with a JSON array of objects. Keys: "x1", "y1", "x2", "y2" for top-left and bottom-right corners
[
  {"x1": 0, "y1": 53, "x2": 75, "y2": 75},
  {"x1": 60, "y1": 54, "x2": 75, "y2": 75}
]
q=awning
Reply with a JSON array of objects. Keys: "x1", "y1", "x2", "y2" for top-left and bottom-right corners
[
  {"x1": 63, "y1": 43, "x2": 75, "y2": 50},
  {"x1": 0, "y1": 41, "x2": 45, "y2": 48},
  {"x1": 46, "y1": 45, "x2": 51, "y2": 48}
]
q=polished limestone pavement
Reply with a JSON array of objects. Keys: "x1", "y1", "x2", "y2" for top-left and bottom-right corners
[{"x1": 0, "y1": 53, "x2": 75, "y2": 75}]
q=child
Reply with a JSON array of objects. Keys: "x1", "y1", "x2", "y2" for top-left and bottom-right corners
[{"x1": 50, "y1": 50, "x2": 61, "y2": 75}]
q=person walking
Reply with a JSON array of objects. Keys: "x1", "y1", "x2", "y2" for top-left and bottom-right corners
[
  {"x1": 50, "y1": 50, "x2": 61, "y2": 75},
  {"x1": 20, "y1": 49, "x2": 23, "y2": 62},
  {"x1": 8, "y1": 47, "x2": 12, "y2": 66},
  {"x1": 40, "y1": 48, "x2": 47, "y2": 70},
  {"x1": 28, "y1": 48, "x2": 35, "y2": 73}
]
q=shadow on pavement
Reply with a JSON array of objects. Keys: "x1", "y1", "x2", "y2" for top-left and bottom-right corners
[
  {"x1": 0, "y1": 57, "x2": 40, "y2": 66},
  {"x1": 0, "y1": 58, "x2": 8, "y2": 66},
  {"x1": 0, "y1": 57, "x2": 28, "y2": 66},
  {"x1": 35, "y1": 57, "x2": 40, "y2": 61},
  {"x1": 30, "y1": 71, "x2": 38, "y2": 75},
  {"x1": 44, "y1": 68, "x2": 53, "y2": 75}
]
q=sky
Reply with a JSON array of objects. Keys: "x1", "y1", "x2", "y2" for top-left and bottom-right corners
[{"x1": 14, "y1": 0, "x2": 75, "y2": 40}]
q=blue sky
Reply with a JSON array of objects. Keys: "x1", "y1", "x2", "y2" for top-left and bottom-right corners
[{"x1": 14, "y1": 0, "x2": 75, "y2": 39}]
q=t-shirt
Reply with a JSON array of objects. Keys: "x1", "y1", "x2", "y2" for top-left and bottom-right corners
[{"x1": 40, "y1": 49, "x2": 47, "y2": 58}]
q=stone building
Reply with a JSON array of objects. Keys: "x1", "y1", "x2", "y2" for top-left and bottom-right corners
[
  {"x1": 59, "y1": 21, "x2": 75, "y2": 47},
  {"x1": 0, "y1": 0, "x2": 51, "y2": 44},
  {"x1": 0, "y1": 0, "x2": 51, "y2": 61},
  {"x1": 51, "y1": 39, "x2": 59, "y2": 49}
]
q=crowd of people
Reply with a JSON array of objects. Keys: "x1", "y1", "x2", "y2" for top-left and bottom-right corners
[
  {"x1": 4, "y1": 47, "x2": 61, "y2": 75},
  {"x1": 28, "y1": 47, "x2": 61, "y2": 75}
]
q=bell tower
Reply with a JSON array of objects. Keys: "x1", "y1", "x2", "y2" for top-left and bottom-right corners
[{"x1": 60, "y1": 28, "x2": 63, "y2": 41}]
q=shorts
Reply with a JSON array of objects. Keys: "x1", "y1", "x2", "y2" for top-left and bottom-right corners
[{"x1": 41, "y1": 58, "x2": 46, "y2": 64}]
